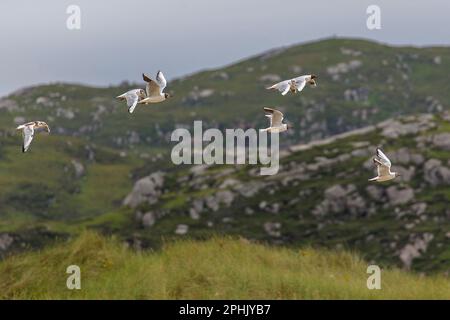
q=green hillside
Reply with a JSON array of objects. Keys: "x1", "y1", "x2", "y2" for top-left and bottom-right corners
[
  {"x1": 0, "y1": 38, "x2": 449, "y2": 274},
  {"x1": 0, "y1": 232, "x2": 448, "y2": 299},
  {"x1": 1, "y1": 38, "x2": 449, "y2": 149}
]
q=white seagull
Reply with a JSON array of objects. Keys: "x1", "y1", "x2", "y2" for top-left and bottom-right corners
[
  {"x1": 267, "y1": 74, "x2": 317, "y2": 96},
  {"x1": 16, "y1": 121, "x2": 50, "y2": 153},
  {"x1": 369, "y1": 148, "x2": 400, "y2": 182},
  {"x1": 116, "y1": 89, "x2": 146, "y2": 114},
  {"x1": 138, "y1": 71, "x2": 172, "y2": 105},
  {"x1": 261, "y1": 107, "x2": 289, "y2": 133}
]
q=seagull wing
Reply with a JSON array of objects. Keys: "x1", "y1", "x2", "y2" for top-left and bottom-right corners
[
  {"x1": 155, "y1": 71, "x2": 167, "y2": 92},
  {"x1": 373, "y1": 158, "x2": 390, "y2": 177},
  {"x1": 143, "y1": 73, "x2": 161, "y2": 97},
  {"x1": 125, "y1": 91, "x2": 140, "y2": 114},
  {"x1": 376, "y1": 148, "x2": 392, "y2": 167},
  {"x1": 268, "y1": 80, "x2": 290, "y2": 96},
  {"x1": 22, "y1": 125, "x2": 34, "y2": 153},
  {"x1": 293, "y1": 75, "x2": 308, "y2": 82},
  {"x1": 264, "y1": 107, "x2": 284, "y2": 127},
  {"x1": 294, "y1": 78, "x2": 307, "y2": 92}
]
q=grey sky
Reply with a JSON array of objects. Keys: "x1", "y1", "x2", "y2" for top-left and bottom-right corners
[{"x1": 0, "y1": 0, "x2": 449, "y2": 96}]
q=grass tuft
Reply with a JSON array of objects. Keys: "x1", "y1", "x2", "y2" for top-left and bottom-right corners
[{"x1": 0, "y1": 232, "x2": 449, "y2": 299}]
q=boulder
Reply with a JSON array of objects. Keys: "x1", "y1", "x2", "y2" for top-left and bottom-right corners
[
  {"x1": 175, "y1": 224, "x2": 189, "y2": 235},
  {"x1": 423, "y1": 159, "x2": 450, "y2": 186},
  {"x1": 399, "y1": 233, "x2": 434, "y2": 269},
  {"x1": 264, "y1": 222, "x2": 281, "y2": 237},
  {"x1": 142, "y1": 212, "x2": 156, "y2": 227},
  {"x1": 386, "y1": 186, "x2": 414, "y2": 206},
  {"x1": 432, "y1": 133, "x2": 450, "y2": 151},
  {"x1": 123, "y1": 172, "x2": 165, "y2": 208},
  {"x1": 0, "y1": 234, "x2": 13, "y2": 251}
]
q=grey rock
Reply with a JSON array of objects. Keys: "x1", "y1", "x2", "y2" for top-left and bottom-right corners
[
  {"x1": 259, "y1": 74, "x2": 281, "y2": 83},
  {"x1": 395, "y1": 166, "x2": 415, "y2": 182},
  {"x1": 0, "y1": 234, "x2": 13, "y2": 251},
  {"x1": 366, "y1": 185, "x2": 383, "y2": 200},
  {"x1": 423, "y1": 159, "x2": 450, "y2": 186},
  {"x1": 175, "y1": 224, "x2": 189, "y2": 235},
  {"x1": 0, "y1": 99, "x2": 20, "y2": 112},
  {"x1": 264, "y1": 222, "x2": 281, "y2": 237},
  {"x1": 432, "y1": 133, "x2": 450, "y2": 151},
  {"x1": 313, "y1": 184, "x2": 366, "y2": 216},
  {"x1": 399, "y1": 233, "x2": 434, "y2": 269},
  {"x1": 71, "y1": 159, "x2": 85, "y2": 178},
  {"x1": 123, "y1": 172, "x2": 165, "y2": 208},
  {"x1": 386, "y1": 186, "x2": 414, "y2": 206},
  {"x1": 142, "y1": 212, "x2": 156, "y2": 227},
  {"x1": 344, "y1": 88, "x2": 369, "y2": 102}
]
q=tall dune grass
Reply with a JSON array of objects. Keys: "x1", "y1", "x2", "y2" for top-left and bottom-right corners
[{"x1": 0, "y1": 231, "x2": 448, "y2": 299}]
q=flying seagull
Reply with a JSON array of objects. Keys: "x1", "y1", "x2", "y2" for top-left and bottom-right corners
[
  {"x1": 261, "y1": 107, "x2": 289, "y2": 133},
  {"x1": 267, "y1": 74, "x2": 317, "y2": 96},
  {"x1": 116, "y1": 89, "x2": 146, "y2": 114},
  {"x1": 16, "y1": 121, "x2": 50, "y2": 153},
  {"x1": 138, "y1": 71, "x2": 172, "y2": 105},
  {"x1": 369, "y1": 148, "x2": 400, "y2": 182}
]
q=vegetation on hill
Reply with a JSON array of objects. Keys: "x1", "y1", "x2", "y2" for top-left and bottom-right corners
[
  {"x1": 0, "y1": 231, "x2": 448, "y2": 299},
  {"x1": 0, "y1": 38, "x2": 449, "y2": 274}
]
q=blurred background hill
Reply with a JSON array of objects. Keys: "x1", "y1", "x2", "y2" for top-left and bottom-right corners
[{"x1": 0, "y1": 38, "x2": 449, "y2": 274}]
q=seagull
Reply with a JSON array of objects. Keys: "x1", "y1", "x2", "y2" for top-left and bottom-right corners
[
  {"x1": 267, "y1": 74, "x2": 317, "y2": 96},
  {"x1": 16, "y1": 121, "x2": 50, "y2": 153},
  {"x1": 138, "y1": 71, "x2": 172, "y2": 105},
  {"x1": 116, "y1": 89, "x2": 146, "y2": 114},
  {"x1": 261, "y1": 107, "x2": 289, "y2": 133},
  {"x1": 369, "y1": 148, "x2": 400, "y2": 182}
]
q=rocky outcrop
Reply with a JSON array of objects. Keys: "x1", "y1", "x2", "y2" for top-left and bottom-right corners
[
  {"x1": 327, "y1": 60, "x2": 362, "y2": 80},
  {"x1": 123, "y1": 172, "x2": 165, "y2": 208},
  {"x1": 313, "y1": 184, "x2": 366, "y2": 216},
  {"x1": 264, "y1": 222, "x2": 281, "y2": 237},
  {"x1": 344, "y1": 88, "x2": 369, "y2": 102},
  {"x1": 423, "y1": 159, "x2": 450, "y2": 186},
  {"x1": 399, "y1": 233, "x2": 434, "y2": 269},
  {"x1": 259, "y1": 74, "x2": 281, "y2": 83},
  {"x1": 380, "y1": 115, "x2": 435, "y2": 139},
  {"x1": 386, "y1": 186, "x2": 414, "y2": 206},
  {"x1": 175, "y1": 224, "x2": 189, "y2": 235},
  {"x1": 431, "y1": 133, "x2": 450, "y2": 151},
  {"x1": 0, "y1": 234, "x2": 13, "y2": 251},
  {"x1": 71, "y1": 160, "x2": 85, "y2": 178}
]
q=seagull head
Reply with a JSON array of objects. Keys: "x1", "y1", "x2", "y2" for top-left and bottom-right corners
[
  {"x1": 311, "y1": 74, "x2": 317, "y2": 80},
  {"x1": 37, "y1": 121, "x2": 50, "y2": 133},
  {"x1": 165, "y1": 93, "x2": 173, "y2": 99},
  {"x1": 139, "y1": 89, "x2": 146, "y2": 98}
]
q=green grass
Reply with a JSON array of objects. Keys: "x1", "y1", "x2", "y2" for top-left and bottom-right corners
[{"x1": 0, "y1": 231, "x2": 448, "y2": 299}]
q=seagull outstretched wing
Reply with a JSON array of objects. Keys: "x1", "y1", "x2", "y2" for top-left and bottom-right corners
[
  {"x1": 267, "y1": 80, "x2": 290, "y2": 96},
  {"x1": 143, "y1": 73, "x2": 162, "y2": 97},
  {"x1": 264, "y1": 107, "x2": 284, "y2": 127},
  {"x1": 155, "y1": 71, "x2": 167, "y2": 92},
  {"x1": 22, "y1": 126, "x2": 34, "y2": 153},
  {"x1": 125, "y1": 90, "x2": 140, "y2": 114},
  {"x1": 376, "y1": 148, "x2": 392, "y2": 167}
]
